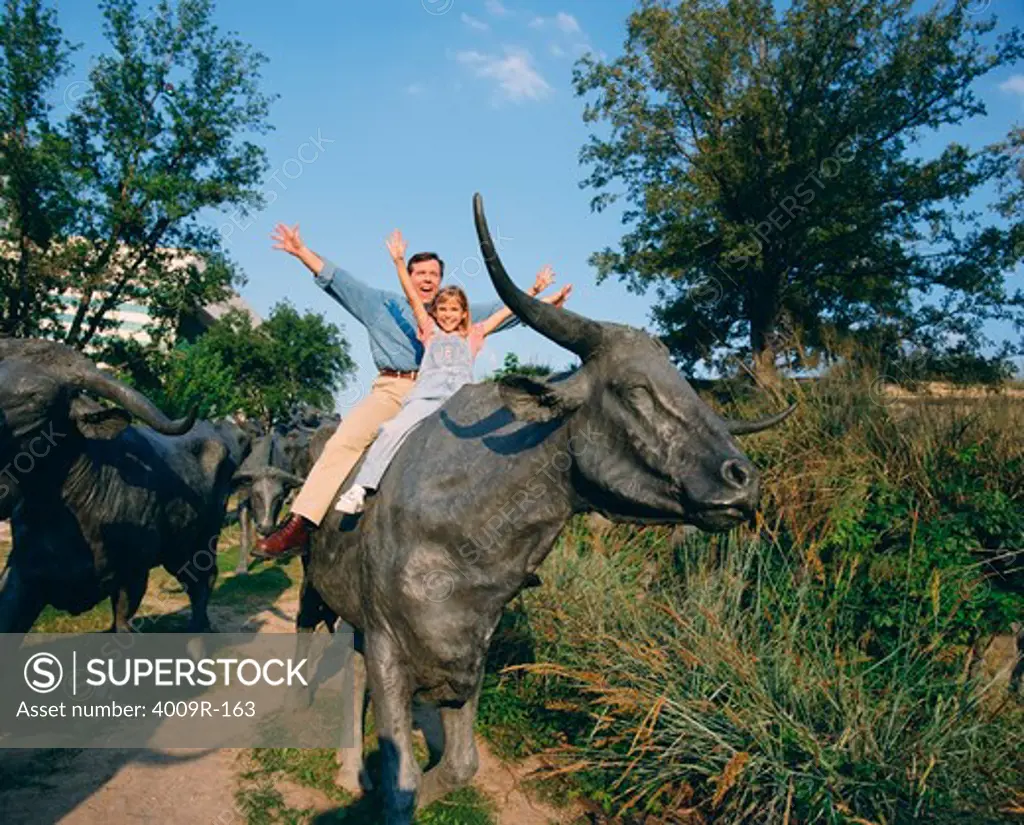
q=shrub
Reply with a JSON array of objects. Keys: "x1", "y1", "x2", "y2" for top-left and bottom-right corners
[{"x1": 733, "y1": 364, "x2": 1024, "y2": 658}]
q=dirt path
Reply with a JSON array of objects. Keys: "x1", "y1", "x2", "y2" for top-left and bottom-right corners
[
  {"x1": 263, "y1": 736, "x2": 576, "y2": 825},
  {"x1": 0, "y1": 586, "x2": 283, "y2": 825},
  {"x1": 0, "y1": 568, "x2": 576, "y2": 825},
  {"x1": 473, "y1": 740, "x2": 577, "y2": 825},
  {"x1": 1, "y1": 748, "x2": 247, "y2": 825}
]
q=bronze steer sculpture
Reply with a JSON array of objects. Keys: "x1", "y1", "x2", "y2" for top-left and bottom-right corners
[
  {"x1": 232, "y1": 426, "x2": 304, "y2": 574},
  {"x1": 0, "y1": 339, "x2": 247, "y2": 632},
  {"x1": 297, "y1": 195, "x2": 794, "y2": 824},
  {"x1": 233, "y1": 414, "x2": 339, "y2": 574}
]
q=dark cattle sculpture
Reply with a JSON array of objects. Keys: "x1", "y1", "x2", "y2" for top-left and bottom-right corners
[
  {"x1": 232, "y1": 414, "x2": 339, "y2": 573},
  {"x1": 296, "y1": 195, "x2": 795, "y2": 824},
  {"x1": 232, "y1": 428, "x2": 303, "y2": 574},
  {"x1": 0, "y1": 339, "x2": 247, "y2": 633}
]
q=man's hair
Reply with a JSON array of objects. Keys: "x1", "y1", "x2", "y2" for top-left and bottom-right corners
[{"x1": 407, "y1": 252, "x2": 445, "y2": 277}]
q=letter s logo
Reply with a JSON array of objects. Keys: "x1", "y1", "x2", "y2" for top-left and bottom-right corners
[{"x1": 24, "y1": 652, "x2": 63, "y2": 694}]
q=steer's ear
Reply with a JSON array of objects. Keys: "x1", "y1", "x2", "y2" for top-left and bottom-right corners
[
  {"x1": 498, "y1": 373, "x2": 589, "y2": 423},
  {"x1": 70, "y1": 397, "x2": 132, "y2": 440}
]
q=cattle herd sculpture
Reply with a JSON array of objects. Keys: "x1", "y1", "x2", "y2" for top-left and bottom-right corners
[{"x1": 0, "y1": 196, "x2": 800, "y2": 823}]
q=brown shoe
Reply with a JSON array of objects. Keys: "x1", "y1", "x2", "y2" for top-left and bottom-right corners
[{"x1": 253, "y1": 514, "x2": 312, "y2": 559}]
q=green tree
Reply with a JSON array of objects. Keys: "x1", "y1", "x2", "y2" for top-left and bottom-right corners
[
  {"x1": 574, "y1": 0, "x2": 1024, "y2": 378},
  {"x1": 0, "y1": 0, "x2": 274, "y2": 350},
  {"x1": 246, "y1": 302, "x2": 355, "y2": 422},
  {"x1": 115, "y1": 302, "x2": 356, "y2": 424},
  {"x1": 999, "y1": 126, "x2": 1024, "y2": 226},
  {"x1": 0, "y1": 0, "x2": 77, "y2": 336},
  {"x1": 157, "y1": 336, "x2": 244, "y2": 420},
  {"x1": 488, "y1": 352, "x2": 553, "y2": 381}
]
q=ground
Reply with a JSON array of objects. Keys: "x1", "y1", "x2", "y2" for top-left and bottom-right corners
[{"x1": 0, "y1": 525, "x2": 580, "y2": 825}]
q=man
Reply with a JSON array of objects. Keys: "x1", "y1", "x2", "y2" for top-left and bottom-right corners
[{"x1": 255, "y1": 223, "x2": 556, "y2": 557}]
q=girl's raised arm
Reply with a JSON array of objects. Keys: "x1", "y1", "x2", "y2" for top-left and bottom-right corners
[{"x1": 385, "y1": 229, "x2": 432, "y2": 336}]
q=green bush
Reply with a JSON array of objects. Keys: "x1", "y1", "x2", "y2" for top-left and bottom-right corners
[{"x1": 735, "y1": 365, "x2": 1024, "y2": 660}]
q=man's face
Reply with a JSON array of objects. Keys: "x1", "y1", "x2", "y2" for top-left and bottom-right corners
[{"x1": 409, "y1": 258, "x2": 442, "y2": 304}]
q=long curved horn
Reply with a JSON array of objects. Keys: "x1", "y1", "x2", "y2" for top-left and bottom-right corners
[
  {"x1": 72, "y1": 368, "x2": 196, "y2": 436},
  {"x1": 275, "y1": 469, "x2": 306, "y2": 489},
  {"x1": 258, "y1": 467, "x2": 305, "y2": 487},
  {"x1": 474, "y1": 193, "x2": 603, "y2": 360},
  {"x1": 1, "y1": 339, "x2": 195, "y2": 436},
  {"x1": 726, "y1": 403, "x2": 797, "y2": 435},
  {"x1": 231, "y1": 470, "x2": 255, "y2": 489},
  {"x1": 233, "y1": 467, "x2": 304, "y2": 487}
]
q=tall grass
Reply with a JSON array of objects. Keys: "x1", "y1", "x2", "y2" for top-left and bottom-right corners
[
  {"x1": 514, "y1": 528, "x2": 1022, "y2": 823},
  {"x1": 482, "y1": 368, "x2": 1024, "y2": 823}
]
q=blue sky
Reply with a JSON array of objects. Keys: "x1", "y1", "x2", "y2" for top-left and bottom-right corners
[{"x1": 56, "y1": 0, "x2": 1024, "y2": 403}]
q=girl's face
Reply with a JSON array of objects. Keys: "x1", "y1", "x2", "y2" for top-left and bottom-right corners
[{"x1": 434, "y1": 295, "x2": 467, "y2": 333}]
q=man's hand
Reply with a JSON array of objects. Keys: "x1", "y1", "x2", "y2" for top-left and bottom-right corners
[
  {"x1": 529, "y1": 264, "x2": 555, "y2": 296},
  {"x1": 271, "y1": 223, "x2": 306, "y2": 256},
  {"x1": 271, "y1": 222, "x2": 323, "y2": 276},
  {"x1": 385, "y1": 230, "x2": 407, "y2": 265}
]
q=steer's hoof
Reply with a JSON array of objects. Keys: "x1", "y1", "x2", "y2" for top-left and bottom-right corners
[
  {"x1": 185, "y1": 636, "x2": 209, "y2": 662},
  {"x1": 335, "y1": 766, "x2": 370, "y2": 796}
]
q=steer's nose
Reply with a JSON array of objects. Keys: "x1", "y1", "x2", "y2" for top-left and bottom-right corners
[{"x1": 720, "y1": 457, "x2": 755, "y2": 490}]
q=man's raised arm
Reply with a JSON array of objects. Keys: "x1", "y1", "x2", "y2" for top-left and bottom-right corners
[{"x1": 271, "y1": 223, "x2": 383, "y2": 325}]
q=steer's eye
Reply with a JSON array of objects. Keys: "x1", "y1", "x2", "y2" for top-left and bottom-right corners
[{"x1": 624, "y1": 386, "x2": 654, "y2": 415}]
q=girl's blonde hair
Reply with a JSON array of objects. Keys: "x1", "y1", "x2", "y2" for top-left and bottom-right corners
[{"x1": 430, "y1": 286, "x2": 471, "y2": 334}]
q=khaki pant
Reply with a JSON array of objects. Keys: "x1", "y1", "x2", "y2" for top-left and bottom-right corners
[{"x1": 291, "y1": 374, "x2": 415, "y2": 526}]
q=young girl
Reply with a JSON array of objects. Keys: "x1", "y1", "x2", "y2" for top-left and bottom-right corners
[{"x1": 335, "y1": 229, "x2": 572, "y2": 515}]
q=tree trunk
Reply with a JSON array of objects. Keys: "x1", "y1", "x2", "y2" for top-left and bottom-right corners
[
  {"x1": 749, "y1": 282, "x2": 781, "y2": 388},
  {"x1": 752, "y1": 346, "x2": 781, "y2": 388}
]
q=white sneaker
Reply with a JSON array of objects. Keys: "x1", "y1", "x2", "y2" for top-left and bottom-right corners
[{"x1": 335, "y1": 485, "x2": 367, "y2": 515}]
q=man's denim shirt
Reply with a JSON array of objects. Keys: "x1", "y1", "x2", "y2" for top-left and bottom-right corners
[{"x1": 315, "y1": 258, "x2": 513, "y2": 374}]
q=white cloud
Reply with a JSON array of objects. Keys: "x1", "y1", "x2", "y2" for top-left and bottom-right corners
[
  {"x1": 461, "y1": 12, "x2": 489, "y2": 31},
  {"x1": 456, "y1": 47, "x2": 551, "y2": 103},
  {"x1": 1000, "y1": 74, "x2": 1024, "y2": 97},
  {"x1": 531, "y1": 11, "x2": 594, "y2": 59},
  {"x1": 485, "y1": 0, "x2": 510, "y2": 16},
  {"x1": 406, "y1": 83, "x2": 425, "y2": 96},
  {"x1": 554, "y1": 12, "x2": 580, "y2": 34},
  {"x1": 529, "y1": 12, "x2": 581, "y2": 34}
]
